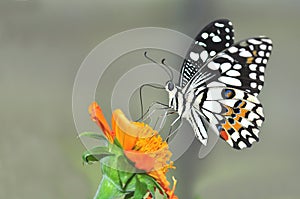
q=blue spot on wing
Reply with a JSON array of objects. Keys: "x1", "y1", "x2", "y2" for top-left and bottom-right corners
[{"x1": 223, "y1": 89, "x2": 235, "y2": 99}]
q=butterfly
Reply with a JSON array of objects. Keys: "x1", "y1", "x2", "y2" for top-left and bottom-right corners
[{"x1": 164, "y1": 19, "x2": 272, "y2": 149}]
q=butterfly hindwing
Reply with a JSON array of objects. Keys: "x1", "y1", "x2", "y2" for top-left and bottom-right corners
[
  {"x1": 187, "y1": 108, "x2": 208, "y2": 146},
  {"x1": 179, "y1": 19, "x2": 235, "y2": 87},
  {"x1": 194, "y1": 87, "x2": 264, "y2": 149}
]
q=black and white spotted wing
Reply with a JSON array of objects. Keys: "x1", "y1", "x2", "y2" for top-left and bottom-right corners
[
  {"x1": 185, "y1": 37, "x2": 272, "y2": 149},
  {"x1": 163, "y1": 19, "x2": 273, "y2": 150},
  {"x1": 205, "y1": 37, "x2": 273, "y2": 96},
  {"x1": 194, "y1": 87, "x2": 265, "y2": 149},
  {"x1": 184, "y1": 36, "x2": 273, "y2": 95},
  {"x1": 179, "y1": 19, "x2": 235, "y2": 87}
]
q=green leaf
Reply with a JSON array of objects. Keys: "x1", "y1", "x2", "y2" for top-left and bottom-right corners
[
  {"x1": 141, "y1": 174, "x2": 167, "y2": 198},
  {"x1": 93, "y1": 175, "x2": 124, "y2": 199},
  {"x1": 78, "y1": 131, "x2": 107, "y2": 141},
  {"x1": 109, "y1": 143, "x2": 125, "y2": 156},
  {"x1": 138, "y1": 175, "x2": 156, "y2": 199},
  {"x1": 116, "y1": 156, "x2": 137, "y2": 191},
  {"x1": 100, "y1": 156, "x2": 124, "y2": 189},
  {"x1": 124, "y1": 192, "x2": 134, "y2": 199},
  {"x1": 113, "y1": 138, "x2": 122, "y2": 148},
  {"x1": 121, "y1": 173, "x2": 137, "y2": 192},
  {"x1": 133, "y1": 176, "x2": 148, "y2": 199},
  {"x1": 82, "y1": 146, "x2": 114, "y2": 164}
]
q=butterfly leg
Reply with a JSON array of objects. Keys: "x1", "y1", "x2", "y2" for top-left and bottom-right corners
[
  {"x1": 136, "y1": 100, "x2": 169, "y2": 122},
  {"x1": 171, "y1": 115, "x2": 181, "y2": 126},
  {"x1": 143, "y1": 104, "x2": 169, "y2": 121},
  {"x1": 166, "y1": 116, "x2": 183, "y2": 142},
  {"x1": 153, "y1": 109, "x2": 168, "y2": 130},
  {"x1": 153, "y1": 109, "x2": 175, "y2": 131}
]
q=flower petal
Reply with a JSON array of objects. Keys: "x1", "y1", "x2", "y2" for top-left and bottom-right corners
[
  {"x1": 88, "y1": 102, "x2": 114, "y2": 143},
  {"x1": 112, "y1": 109, "x2": 139, "y2": 150},
  {"x1": 124, "y1": 150, "x2": 155, "y2": 172}
]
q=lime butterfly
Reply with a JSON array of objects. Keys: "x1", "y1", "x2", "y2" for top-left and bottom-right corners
[{"x1": 164, "y1": 19, "x2": 272, "y2": 149}]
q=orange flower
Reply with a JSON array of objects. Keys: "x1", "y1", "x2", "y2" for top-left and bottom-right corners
[{"x1": 88, "y1": 102, "x2": 178, "y2": 198}]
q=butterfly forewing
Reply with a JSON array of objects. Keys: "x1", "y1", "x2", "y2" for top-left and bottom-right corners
[
  {"x1": 184, "y1": 36, "x2": 272, "y2": 95},
  {"x1": 179, "y1": 19, "x2": 235, "y2": 87},
  {"x1": 211, "y1": 37, "x2": 272, "y2": 96},
  {"x1": 194, "y1": 19, "x2": 235, "y2": 57}
]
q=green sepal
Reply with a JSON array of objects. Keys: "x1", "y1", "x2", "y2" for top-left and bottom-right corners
[
  {"x1": 140, "y1": 174, "x2": 168, "y2": 199},
  {"x1": 124, "y1": 192, "x2": 134, "y2": 199},
  {"x1": 138, "y1": 174, "x2": 156, "y2": 198},
  {"x1": 82, "y1": 146, "x2": 114, "y2": 164},
  {"x1": 117, "y1": 156, "x2": 137, "y2": 191},
  {"x1": 78, "y1": 131, "x2": 107, "y2": 141},
  {"x1": 100, "y1": 156, "x2": 123, "y2": 190},
  {"x1": 95, "y1": 156, "x2": 137, "y2": 198},
  {"x1": 108, "y1": 142, "x2": 124, "y2": 156},
  {"x1": 93, "y1": 175, "x2": 124, "y2": 199},
  {"x1": 113, "y1": 138, "x2": 122, "y2": 148},
  {"x1": 133, "y1": 175, "x2": 149, "y2": 199}
]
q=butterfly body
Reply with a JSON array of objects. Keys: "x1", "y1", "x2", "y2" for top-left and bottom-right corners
[
  {"x1": 166, "y1": 83, "x2": 191, "y2": 118},
  {"x1": 164, "y1": 19, "x2": 272, "y2": 150},
  {"x1": 166, "y1": 81, "x2": 210, "y2": 145}
]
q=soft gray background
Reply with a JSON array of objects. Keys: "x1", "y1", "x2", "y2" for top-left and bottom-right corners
[{"x1": 1, "y1": 0, "x2": 299, "y2": 198}]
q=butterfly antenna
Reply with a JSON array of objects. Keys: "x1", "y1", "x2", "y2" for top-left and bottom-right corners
[
  {"x1": 144, "y1": 52, "x2": 172, "y2": 80},
  {"x1": 161, "y1": 58, "x2": 174, "y2": 81}
]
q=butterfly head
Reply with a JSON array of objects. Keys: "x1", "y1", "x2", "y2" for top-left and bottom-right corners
[
  {"x1": 165, "y1": 80, "x2": 175, "y2": 92},
  {"x1": 165, "y1": 80, "x2": 179, "y2": 109}
]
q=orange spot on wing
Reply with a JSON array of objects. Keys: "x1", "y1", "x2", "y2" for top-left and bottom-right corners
[
  {"x1": 253, "y1": 50, "x2": 257, "y2": 56},
  {"x1": 246, "y1": 57, "x2": 254, "y2": 64},
  {"x1": 222, "y1": 120, "x2": 231, "y2": 130},
  {"x1": 239, "y1": 109, "x2": 248, "y2": 117},
  {"x1": 220, "y1": 130, "x2": 229, "y2": 141},
  {"x1": 223, "y1": 105, "x2": 233, "y2": 116},
  {"x1": 232, "y1": 120, "x2": 242, "y2": 131}
]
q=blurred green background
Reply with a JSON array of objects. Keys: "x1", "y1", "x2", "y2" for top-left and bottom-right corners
[{"x1": 1, "y1": 0, "x2": 300, "y2": 198}]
